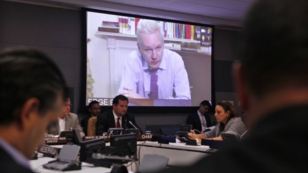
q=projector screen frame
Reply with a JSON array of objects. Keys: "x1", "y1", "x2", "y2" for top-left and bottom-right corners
[{"x1": 80, "y1": 8, "x2": 215, "y2": 113}]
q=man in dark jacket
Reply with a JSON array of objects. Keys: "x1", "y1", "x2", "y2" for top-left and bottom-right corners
[
  {"x1": 96, "y1": 95, "x2": 139, "y2": 134},
  {"x1": 186, "y1": 100, "x2": 216, "y2": 133},
  {"x1": 0, "y1": 49, "x2": 66, "y2": 172}
]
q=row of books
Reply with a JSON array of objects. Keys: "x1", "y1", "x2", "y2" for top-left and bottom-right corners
[
  {"x1": 97, "y1": 17, "x2": 212, "y2": 45},
  {"x1": 162, "y1": 22, "x2": 211, "y2": 41},
  {"x1": 97, "y1": 17, "x2": 136, "y2": 35}
]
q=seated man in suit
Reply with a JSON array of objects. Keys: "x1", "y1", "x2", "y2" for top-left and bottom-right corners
[
  {"x1": 96, "y1": 94, "x2": 139, "y2": 134},
  {"x1": 47, "y1": 96, "x2": 85, "y2": 137},
  {"x1": 0, "y1": 49, "x2": 67, "y2": 172},
  {"x1": 186, "y1": 100, "x2": 216, "y2": 133}
]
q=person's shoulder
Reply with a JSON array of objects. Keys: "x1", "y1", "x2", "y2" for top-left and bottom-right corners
[
  {"x1": 88, "y1": 116, "x2": 97, "y2": 122},
  {"x1": 163, "y1": 49, "x2": 184, "y2": 67},
  {"x1": 160, "y1": 143, "x2": 248, "y2": 173},
  {"x1": 186, "y1": 113, "x2": 196, "y2": 122},
  {"x1": 0, "y1": 147, "x2": 34, "y2": 173},
  {"x1": 226, "y1": 117, "x2": 242, "y2": 127},
  {"x1": 187, "y1": 111, "x2": 198, "y2": 117},
  {"x1": 0, "y1": 146, "x2": 11, "y2": 160},
  {"x1": 226, "y1": 117, "x2": 247, "y2": 133},
  {"x1": 67, "y1": 113, "x2": 79, "y2": 123},
  {"x1": 69, "y1": 112, "x2": 78, "y2": 118},
  {"x1": 164, "y1": 49, "x2": 182, "y2": 59},
  {"x1": 201, "y1": 143, "x2": 250, "y2": 172},
  {"x1": 229, "y1": 117, "x2": 243, "y2": 124},
  {"x1": 102, "y1": 110, "x2": 113, "y2": 117}
]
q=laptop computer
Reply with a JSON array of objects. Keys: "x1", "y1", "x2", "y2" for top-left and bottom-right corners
[{"x1": 43, "y1": 144, "x2": 81, "y2": 171}]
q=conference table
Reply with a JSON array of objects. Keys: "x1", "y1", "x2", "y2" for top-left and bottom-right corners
[
  {"x1": 137, "y1": 141, "x2": 211, "y2": 166},
  {"x1": 31, "y1": 141, "x2": 211, "y2": 172},
  {"x1": 31, "y1": 156, "x2": 111, "y2": 173}
]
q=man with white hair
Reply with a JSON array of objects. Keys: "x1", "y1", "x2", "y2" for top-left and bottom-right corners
[{"x1": 118, "y1": 19, "x2": 191, "y2": 101}]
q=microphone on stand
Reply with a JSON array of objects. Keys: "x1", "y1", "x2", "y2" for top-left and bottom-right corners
[
  {"x1": 128, "y1": 121, "x2": 138, "y2": 130},
  {"x1": 128, "y1": 120, "x2": 143, "y2": 136}
]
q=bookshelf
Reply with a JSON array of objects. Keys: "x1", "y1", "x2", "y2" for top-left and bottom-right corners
[
  {"x1": 95, "y1": 31, "x2": 199, "y2": 43},
  {"x1": 95, "y1": 31, "x2": 211, "y2": 55}
]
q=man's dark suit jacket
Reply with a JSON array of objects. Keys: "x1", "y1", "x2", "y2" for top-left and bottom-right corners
[
  {"x1": 186, "y1": 111, "x2": 216, "y2": 132},
  {"x1": 96, "y1": 110, "x2": 139, "y2": 135},
  {"x1": 161, "y1": 105, "x2": 308, "y2": 173},
  {"x1": 0, "y1": 146, "x2": 33, "y2": 173}
]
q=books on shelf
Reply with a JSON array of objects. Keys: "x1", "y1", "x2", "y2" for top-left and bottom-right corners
[
  {"x1": 200, "y1": 28, "x2": 212, "y2": 46},
  {"x1": 96, "y1": 17, "x2": 212, "y2": 54},
  {"x1": 102, "y1": 21, "x2": 119, "y2": 28},
  {"x1": 98, "y1": 17, "x2": 136, "y2": 35},
  {"x1": 98, "y1": 26, "x2": 119, "y2": 33},
  {"x1": 118, "y1": 17, "x2": 136, "y2": 35},
  {"x1": 194, "y1": 26, "x2": 201, "y2": 41},
  {"x1": 98, "y1": 21, "x2": 119, "y2": 33}
]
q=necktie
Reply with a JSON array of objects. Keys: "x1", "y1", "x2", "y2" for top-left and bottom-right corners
[
  {"x1": 116, "y1": 117, "x2": 121, "y2": 128},
  {"x1": 149, "y1": 69, "x2": 158, "y2": 99},
  {"x1": 200, "y1": 115, "x2": 206, "y2": 132}
]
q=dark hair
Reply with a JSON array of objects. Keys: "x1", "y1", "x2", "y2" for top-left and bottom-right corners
[
  {"x1": 241, "y1": 0, "x2": 308, "y2": 97},
  {"x1": 216, "y1": 101, "x2": 236, "y2": 119},
  {"x1": 200, "y1": 100, "x2": 211, "y2": 108},
  {"x1": 0, "y1": 48, "x2": 67, "y2": 125},
  {"x1": 112, "y1": 94, "x2": 128, "y2": 105},
  {"x1": 199, "y1": 100, "x2": 212, "y2": 113},
  {"x1": 88, "y1": 100, "x2": 100, "y2": 108}
]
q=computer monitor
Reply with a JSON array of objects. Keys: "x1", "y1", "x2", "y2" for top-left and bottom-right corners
[
  {"x1": 80, "y1": 138, "x2": 105, "y2": 162},
  {"x1": 59, "y1": 131, "x2": 74, "y2": 142},
  {"x1": 110, "y1": 134, "x2": 137, "y2": 157},
  {"x1": 72, "y1": 129, "x2": 105, "y2": 162},
  {"x1": 123, "y1": 128, "x2": 139, "y2": 135}
]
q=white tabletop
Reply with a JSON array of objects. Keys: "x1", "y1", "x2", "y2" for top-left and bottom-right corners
[
  {"x1": 30, "y1": 157, "x2": 111, "y2": 173},
  {"x1": 138, "y1": 141, "x2": 210, "y2": 152},
  {"x1": 137, "y1": 141, "x2": 210, "y2": 166}
]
